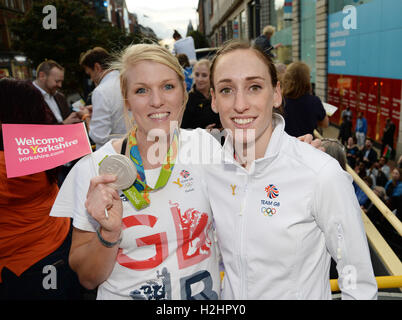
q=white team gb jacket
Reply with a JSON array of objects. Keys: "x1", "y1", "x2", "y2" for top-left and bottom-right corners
[{"x1": 203, "y1": 114, "x2": 378, "y2": 300}]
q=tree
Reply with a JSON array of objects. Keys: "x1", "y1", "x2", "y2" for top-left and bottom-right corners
[
  {"x1": 10, "y1": 0, "x2": 144, "y2": 95},
  {"x1": 187, "y1": 30, "x2": 209, "y2": 49}
]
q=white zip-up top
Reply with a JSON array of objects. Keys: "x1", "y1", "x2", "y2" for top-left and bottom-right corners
[{"x1": 203, "y1": 114, "x2": 377, "y2": 300}]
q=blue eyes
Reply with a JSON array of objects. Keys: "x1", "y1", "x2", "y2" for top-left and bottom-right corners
[{"x1": 135, "y1": 84, "x2": 174, "y2": 94}]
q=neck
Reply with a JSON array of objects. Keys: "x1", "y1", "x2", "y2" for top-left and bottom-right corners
[
  {"x1": 233, "y1": 124, "x2": 273, "y2": 170},
  {"x1": 34, "y1": 80, "x2": 50, "y2": 95},
  {"x1": 98, "y1": 69, "x2": 111, "y2": 85},
  {"x1": 198, "y1": 86, "x2": 210, "y2": 99}
]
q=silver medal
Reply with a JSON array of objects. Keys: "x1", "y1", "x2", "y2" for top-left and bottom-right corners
[{"x1": 99, "y1": 154, "x2": 137, "y2": 190}]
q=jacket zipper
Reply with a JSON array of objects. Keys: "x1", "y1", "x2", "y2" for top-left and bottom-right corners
[{"x1": 238, "y1": 178, "x2": 249, "y2": 299}]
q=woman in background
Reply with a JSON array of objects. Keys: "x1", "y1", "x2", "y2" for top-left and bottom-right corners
[
  {"x1": 0, "y1": 78, "x2": 81, "y2": 299},
  {"x1": 282, "y1": 61, "x2": 329, "y2": 137},
  {"x1": 176, "y1": 53, "x2": 193, "y2": 92},
  {"x1": 181, "y1": 59, "x2": 221, "y2": 130}
]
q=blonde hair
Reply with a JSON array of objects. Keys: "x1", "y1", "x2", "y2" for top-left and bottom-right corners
[
  {"x1": 110, "y1": 43, "x2": 188, "y2": 130},
  {"x1": 282, "y1": 61, "x2": 311, "y2": 99},
  {"x1": 194, "y1": 58, "x2": 210, "y2": 70},
  {"x1": 321, "y1": 138, "x2": 346, "y2": 170},
  {"x1": 263, "y1": 25, "x2": 276, "y2": 37},
  {"x1": 192, "y1": 59, "x2": 211, "y2": 86}
]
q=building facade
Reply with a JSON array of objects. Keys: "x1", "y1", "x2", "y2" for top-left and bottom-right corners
[
  {"x1": 198, "y1": 0, "x2": 402, "y2": 158},
  {"x1": 0, "y1": 0, "x2": 32, "y2": 79},
  {"x1": 91, "y1": 0, "x2": 137, "y2": 34}
]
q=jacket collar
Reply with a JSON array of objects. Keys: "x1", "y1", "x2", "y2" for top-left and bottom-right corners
[{"x1": 33, "y1": 80, "x2": 54, "y2": 98}]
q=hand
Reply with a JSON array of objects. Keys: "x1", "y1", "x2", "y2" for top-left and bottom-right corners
[
  {"x1": 77, "y1": 105, "x2": 92, "y2": 118},
  {"x1": 297, "y1": 134, "x2": 325, "y2": 151},
  {"x1": 86, "y1": 105, "x2": 93, "y2": 115},
  {"x1": 85, "y1": 175, "x2": 123, "y2": 235},
  {"x1": 205, "y1": 123, "x2": 216, "y2": 132},
  {"x1": 63, "y1": 112, "x2": 82, "y2": 124},
  {"x1": 80, "y1": 105, "x2": 93, "y2": 115}
]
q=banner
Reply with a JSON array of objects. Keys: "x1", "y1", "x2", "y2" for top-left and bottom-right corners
[{"x1": 2, "y1": 122, "x2": 92, "y2": 178}]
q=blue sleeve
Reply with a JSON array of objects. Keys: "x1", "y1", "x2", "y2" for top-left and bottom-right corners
[
  {"x1": 385, "y1": 180, "x2": 391, "y2": 191},
  {"x1": 393, "y1": 183, "x2": 402, "y2": 197}
]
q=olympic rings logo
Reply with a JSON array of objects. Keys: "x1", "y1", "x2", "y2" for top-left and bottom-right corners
[{"x1": 261, "y1": 207, "x2": 276, "y2": 216}]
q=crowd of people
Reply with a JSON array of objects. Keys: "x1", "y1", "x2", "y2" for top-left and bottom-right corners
[
  {"x1": 1, "y1": 24, "x2": 401, "y2": 301},
  {"x1": 338, "y1": 116, "x2": 402, "y2": 221}
]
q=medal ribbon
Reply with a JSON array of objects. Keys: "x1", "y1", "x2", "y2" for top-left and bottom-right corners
[{"x1": 123, "y1": 126, "x2": 179, "y2": 210}]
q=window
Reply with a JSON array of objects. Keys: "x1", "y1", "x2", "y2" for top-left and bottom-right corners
[
  {"x1": 300, "y1": 0, "x2": 316, "y2": 84},
  {"x1": 233, "y1": 17, "x2": 239, "y2": 39},
  {"x1": 227, "y1": 20, "x2": 233, "y2": 40},
  {"x1": 221, "y1": 26, "x2": 226, "y2": 43},
  {"x1": 270, "y1": 0, "x2": 293, "y2": 64},
  {"x1": 248, "y1": 1, "x2": 256, "y2": 39},
  {"x1": 240, "y1": 10, "x2": 247, "y2": 40},
  {"x1": 209, "y1": 0, "x2": 213, "y2": 17}
]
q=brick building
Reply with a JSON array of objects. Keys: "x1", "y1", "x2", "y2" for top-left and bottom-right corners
[{"x1": 0, "y1": 0, "x2": 32, "y2": 79}]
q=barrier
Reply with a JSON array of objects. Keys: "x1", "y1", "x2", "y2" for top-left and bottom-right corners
[
  {"x1": 330, "y1": 275, "x2": 402, "y2": 292},
  {"x1": 313, "y1": 129, "x2": 402, "y2": 237}
]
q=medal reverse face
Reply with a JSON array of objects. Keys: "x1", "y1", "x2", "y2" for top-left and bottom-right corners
[{"x1": 99, "y1": 154, "x2": 137, "y2": 190}]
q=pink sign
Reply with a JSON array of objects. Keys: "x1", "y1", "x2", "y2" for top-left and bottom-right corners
[{"x1": 2, "y1": 123, "x2": 92, "y2": 178}]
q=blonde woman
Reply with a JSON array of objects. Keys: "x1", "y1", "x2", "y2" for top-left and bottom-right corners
[
  {"x1": 50, "y1": 44, "x2": 220, "y2": 300},
  {"x1": 181, "y1": 59, "x2": 221, "y2": 130}
]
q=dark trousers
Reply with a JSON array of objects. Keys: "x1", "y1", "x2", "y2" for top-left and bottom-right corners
[{"x1": 0, "y1": 223, "x2": 84, "y2": 300}]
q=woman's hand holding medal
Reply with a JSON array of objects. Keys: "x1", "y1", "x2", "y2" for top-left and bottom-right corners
[
  {"x1": 85, "y1": 154, "x2": 138, "y2": 238},
  {"x1": 85, "y1": 174, "x2": 123, "y2": 237}
]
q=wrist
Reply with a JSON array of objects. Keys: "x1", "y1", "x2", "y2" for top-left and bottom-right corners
[{"x1": 96, "y1": 226, "x2": 122, "y2": 248}]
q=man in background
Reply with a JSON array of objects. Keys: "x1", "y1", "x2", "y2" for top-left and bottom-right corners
[
  {"x1": 172, "y1": 30, "x2": 196, "y2": 64},
  {"x1": 33, "y1": 60, "x2": 81, "y2": 124},
  {"x1": 355, "y1": 111, "x2": 368, "y2": 149},
  {"x1": 33, "y1": 60, "x2": 82, "y2": 186},
  {"x1": 254, "y1": 25, "x2": 282, "y2": 58},
  {"x1": 79, "y1": 47, "x2": 127, "y2": 149}
]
